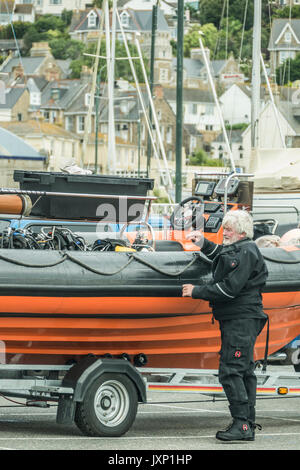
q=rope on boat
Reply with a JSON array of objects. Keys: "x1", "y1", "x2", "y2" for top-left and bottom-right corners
[
  {"x1": 0, "y1": 250, "x2": 207, "y2": 277},
  {"x1": 0, "y1": 252, "x2": 68, "y2": 268},
  {"x1": 130, "y1": 252, "x2": 207, "y2": 276},
  {"x1": 64, "y1": 252, "x2": 135, "y2": 275}
]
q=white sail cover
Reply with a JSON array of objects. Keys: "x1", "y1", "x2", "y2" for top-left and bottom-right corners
[{"x1": 250, "y1": 148, "x2": 300, "y2": 191}]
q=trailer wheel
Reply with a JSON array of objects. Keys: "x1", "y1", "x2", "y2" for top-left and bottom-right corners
[{"x1": 74, "y1": 373, "x2": 138, "y2": 437}]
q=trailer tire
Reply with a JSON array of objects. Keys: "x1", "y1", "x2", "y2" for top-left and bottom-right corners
[{"x1": 74, "y1": 373, "x2": 138, "y2": 437}]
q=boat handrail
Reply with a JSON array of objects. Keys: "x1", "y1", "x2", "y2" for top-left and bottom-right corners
[
  {"x1": 0, "y1": 188, "x2": 157, "y2": 201},
  {"x1": 253, "y1": 203, "x2": 300, "y2": 225},
  {"x1": 223, "y1": 172, "x2": 254, "y2": 214}
]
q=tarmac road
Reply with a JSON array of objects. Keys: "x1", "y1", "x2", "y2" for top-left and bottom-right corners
[{"x1": 0, "y1": 365, "x2": 299, "y2": 455}]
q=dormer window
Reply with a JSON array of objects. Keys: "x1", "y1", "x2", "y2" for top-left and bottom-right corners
[
  {"x1": 120, "y1": 11, "x2": 129, "y2": 27},
  {"x1": 88, "y1": 11, "x2": 97, "y2": 28},
  {"x1": 284, "y1": 31, "x2": 292, "y2": 43},
  {"x1": 85, "y1": 93, "x2": 91, "y2": 107}
]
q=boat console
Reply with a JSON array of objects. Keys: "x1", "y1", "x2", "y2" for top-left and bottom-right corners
[{"x1": 169, "y1": 173, "x2": 254, "y2": 244}]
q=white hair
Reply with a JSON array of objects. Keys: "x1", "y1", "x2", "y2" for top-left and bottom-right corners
[{"x1": 222, "y1": 210, "x2": 254, "y2": 239}]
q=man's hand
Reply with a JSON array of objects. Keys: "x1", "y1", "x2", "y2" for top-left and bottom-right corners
[
  {"x1": 186, "y1": 230, "x2": 204, "y2": 244},
  {"x1": 182, "y1": 284, "x2": 195, "y2": 297}
]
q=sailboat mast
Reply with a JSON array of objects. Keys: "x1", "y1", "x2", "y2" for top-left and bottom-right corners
[
  {"x1": 107, "y1": 0, "x2": 117, "y2": 174},
  {"x1": 251, "y1": 0, "x2": 261, "y2": 149},
  {"x1": 175, "y1": 0, "x2": 184, "y2": 203}
]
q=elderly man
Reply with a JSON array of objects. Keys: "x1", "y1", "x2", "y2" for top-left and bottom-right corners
[{"x1": 182, "y1": 210, "x2": 268, "y2": 442}]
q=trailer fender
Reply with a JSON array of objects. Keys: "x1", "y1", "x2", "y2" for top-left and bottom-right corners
[{"x1": 62, "y1": 356, "x2": 147, "y2": 403}]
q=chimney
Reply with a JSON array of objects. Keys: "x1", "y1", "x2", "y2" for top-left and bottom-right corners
[
  {"x1": 30, "y1": 42, "x2": 52, "y2": 57},
  {"x1": 80, "y1": 65, "x2": 93, "y2": 83},
  {"x1": 12, "y1": 65, "x2": 24, "y2": 80},
  {"x1": 190, "y1": 47, "x2": 210, "y2": 62},
  {"x1": 154, "y1": 84, "x2": 164, "y2": 99}
]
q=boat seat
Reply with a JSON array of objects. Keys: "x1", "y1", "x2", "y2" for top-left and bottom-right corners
[
  {"x1": 253, "y1": 219, "x2": 278, "y2": 239},
  {"x1": 154, "y1": 240, "x2": 184, "y2": 251}
]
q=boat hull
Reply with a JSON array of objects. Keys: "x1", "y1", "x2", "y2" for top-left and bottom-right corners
[{"x1": 0, "y1": 248, "x2": 299, "y2": 368}]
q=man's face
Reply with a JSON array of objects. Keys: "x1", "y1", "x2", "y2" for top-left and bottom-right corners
[{"x1": 223, "y1": 223, "x2": 246, "y2": 245}]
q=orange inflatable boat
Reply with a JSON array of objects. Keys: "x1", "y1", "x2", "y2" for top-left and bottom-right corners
[{"x1": 0, "y1": 245, "x2": 299, "y2": 369}]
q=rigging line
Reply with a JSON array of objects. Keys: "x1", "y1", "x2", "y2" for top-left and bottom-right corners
[
  {"x1": 213, "y1": 0, "x2": 226, "y2": 60},
  {"x1": 115, "y1": 9, "x2": 171, "y2": 194},
  {"x1": 4, "y1": 0, "x2": 49, "y2": 157},
  {"x1": 281, "y1": 2, "x2": 293, "y2": 88},
  {"x1": 4, "y1": 0, "x2": 25, "y2": 83},
  {"x1": 134, "y1": 35, "x2": 174, "y2": 193},
  {"x1": 238, "y1": 0, "x2": 248, "y2": 65},
  {"x1": 225, "y1": 0, "x2": 229, "y2": 62},
  {"x1": 260, "y1": 53, "x2": 286, "y2": 148},
  {"x1": 228, "y1": 0, "x2": 248, "y2": 138},
  {"x1": 81, "y1": 2, "x2": 105, "y2": 169}
]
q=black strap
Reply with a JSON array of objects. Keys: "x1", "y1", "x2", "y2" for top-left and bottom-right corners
[{"x1": 262, "y1": 315, "x2": 270, "y2": 372}]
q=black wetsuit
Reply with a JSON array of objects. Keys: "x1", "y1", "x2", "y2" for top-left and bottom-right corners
[{"x1": 192, "y1": 237, "x2": 268, "y2": 421}]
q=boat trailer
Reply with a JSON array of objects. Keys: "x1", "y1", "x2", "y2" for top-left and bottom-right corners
[{"x1": 0, "y1": 356, "x2": 299, "y2": 437}]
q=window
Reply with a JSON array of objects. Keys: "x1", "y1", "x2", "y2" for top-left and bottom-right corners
[
  {"x1": 166, "y1": 126, "x2": 172, "y2": 143},
  {"x1": 85, "y1": 93, "x2": 91, "y2": 107},
  {"x1": 30, "y1": 92, "x2": 41, "y2": 106},
  {"x1": 279, "y1": 50, "x2": 295, "y2": 64},
  {"x1": 50, "y1": 0, "x2": 62, "y2": 4},
  {"x1": 205, "y1": 124, "x2": 213, "y2": 131},
  {"x1": 191, "y1": 103, "x2": 197, "y2": 114},
  {"x1": 65, "y1": 116, "x2": 73, "y2": 132},
  {"x1": 284, "y1": 32, "x2": 292, "y2": 43},
  {"x1": 50, "y1": 111, "x2": 56, "y2": 123},
  {"x1": 218, "y1": 145, "x2": 223, "y2": 159},
  {"x1": 190, "y1": 136, "x2": 196, "y2": 150},
  {"x1": 238, "y1": 145, "x2": 243, "y2": 159},
  {"x1": 88, "y1": 12, "x2": 97, "y2": 28},
  {"x1": 77, "y1": 116, "x2": 85, "y2": 133},
  {"x1": 159, "y1": 68, "x2": 168, "y2": 83},
  {"x1": 120, "y1": 12, "x2": 129, "y2": 27}
]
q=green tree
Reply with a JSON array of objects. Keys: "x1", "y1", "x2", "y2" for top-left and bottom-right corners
[
  {"x1": 276, "y1": 53, "x2": 300, "y2": 85},
  {"x1": 23, "y1": 26, "x2": 48, "y2": 54},
  {"x1": 34, "y1": 14, "x2": 66, "y2": 34},
  {"x1": 0, "y1": 21, "x2": 31, "y2": 40},
  {"x1": 49, "y1": 38, "x2": 85, "y2": 60},
  {"x1": 181, "y1": 23, "x2": 218, "y2": 58},
  {"x1": 214, "y1": 17, "x2": 243, "y2": 59},
  {"x1": 273, "y1": 5, "x2": 300, "y2": 19},
  {"x1": 70, "y1": 40, "x2": 147, "y2": 82},
  {"x1": 61, "y1": 9, "x2": 73, "y2": 26}
]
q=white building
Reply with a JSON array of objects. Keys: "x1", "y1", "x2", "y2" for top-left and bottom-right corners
[
  {"x1": 219, "y1": 84, "x2": 265, "y2": 126},
  {"x1": 163, "y1": 87, "x2": 221, "y2": 133},
  {"x1": 122, "y1": 0, "x2": 175, "y2": 16},
  {"x1": 18, "y1": 0, "x2": 89, "y2": 16}
]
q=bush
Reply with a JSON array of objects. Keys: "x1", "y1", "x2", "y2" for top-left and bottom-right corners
[{"x1": 188, "y1": 149, "x2": 224, "y2": 167}]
